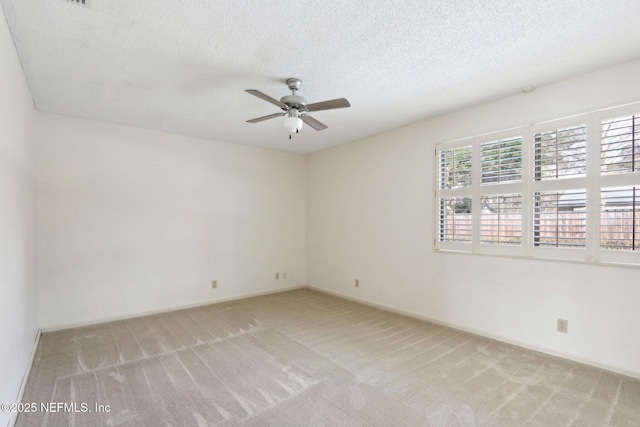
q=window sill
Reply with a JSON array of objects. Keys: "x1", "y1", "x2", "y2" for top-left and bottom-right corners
[{"x1": 433, "y1": 247, "x2": 640, "y2": 269}]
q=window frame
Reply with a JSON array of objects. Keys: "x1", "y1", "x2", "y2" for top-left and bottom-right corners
[
  {"x1": 594, "y1": 104, "x2": 640, "y2": 264},
  {"x1": 434, "y1": 102, "x2": 640, "y2": 267},
  {"x1": 436, "y1": 137, "x2": 475, "y2": 252},
  {"x1": 529, "y1": 116, "x2": 591, "y2": 261}
]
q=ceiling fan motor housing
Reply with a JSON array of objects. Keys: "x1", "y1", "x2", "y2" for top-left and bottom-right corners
[{"x1": 280, "y1": 94, "x2": 307, "y2": 110}]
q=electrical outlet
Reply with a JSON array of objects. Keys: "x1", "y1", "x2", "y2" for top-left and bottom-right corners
[
  {"x1": 355, "y1": 279, "x2": 360, "y2": 288},
  {"x1": 282, "y1": 272, "x2": 287, "y2": 279},
  {"x1": 557, "y1": 318, "x2": 568, "y2": 333},
  {"x1": 211, "y1": 280, "x2": 217, "y2": 289},
  {"x1": 275, "y1": 272, "x2": 280, "y2": 280}
]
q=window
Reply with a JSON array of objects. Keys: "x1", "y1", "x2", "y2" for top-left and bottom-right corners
[
  {"x1": 534, "y1": 124, "x2": 587, "y2": 180},
  {"x1": 437, "y1": 143, "x2": 474, "y2": 250},
  {"x1": 481, "y1": 137, "x2": 522, "y2": 184},
  {"x1": 599, "y1": 109, "x2": 640, "y2": 259},
  {"x1": 600, "y1": 187, "x2": 639, "y2": 251},
  {"x1": 434, "y1": 102, "x2": 640, "y2": 266},
  {"x1": 439, "y1": 145, "x2": 472, "y2": 189},
  {"x1": 533, "y1": 190, "x2": 586, "y2": 248},
  {"x1": 601, "y1": 114, "x2": 640, "y2": 175},
  {"x1": 438, "y1": 197, "x2": 472, "y2": 243},
  {"x1": 480, "y1": 194, "x2": 522, "y2": 245}
]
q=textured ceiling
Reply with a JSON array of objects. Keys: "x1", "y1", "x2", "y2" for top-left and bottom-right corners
[{"x1": 2, "y1": 0, "x2": 640, "y2": 154}]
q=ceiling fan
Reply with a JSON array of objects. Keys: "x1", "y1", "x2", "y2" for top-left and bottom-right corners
[{"x1": 245, "y1": 78, "x2": 350, "y2": 138}]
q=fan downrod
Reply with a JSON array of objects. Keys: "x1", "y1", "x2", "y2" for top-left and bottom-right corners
[{"x1": 281, "y1": 78, "x2": 307, "y2": 108}]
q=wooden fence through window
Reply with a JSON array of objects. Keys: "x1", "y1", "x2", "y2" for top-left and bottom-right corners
[{"x1": 441, "y1": 211, "x2": 639, "y2": 248}]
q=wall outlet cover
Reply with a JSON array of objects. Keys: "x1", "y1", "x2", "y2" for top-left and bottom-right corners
[{"x1": 557, "y1": 318, "x2": 568, "y2": 333}]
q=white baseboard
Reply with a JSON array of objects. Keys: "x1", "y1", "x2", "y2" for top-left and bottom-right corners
[
  {"x1": 41, "y1": 285, "x2": 306, "y2": 332},
  {"x1": 306, "y1": 285, "x2": 640, "y2": 381},
  {"x1": 34, "y1": 283, "x2": 640, "y2": 384},
  {"x1": 8, "y1": 328, "x2": 41, "y2": 427}
]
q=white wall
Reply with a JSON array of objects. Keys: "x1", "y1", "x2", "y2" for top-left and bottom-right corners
[
  {"x1": 307, "y1": 60, "x2": 640, "y2": 377},
  {"x1": 36, "y1": 115, "x2": 306, "y2": 328},
  {"x1": 0, "y1": 6, "x2": 37, "y2": 426}
]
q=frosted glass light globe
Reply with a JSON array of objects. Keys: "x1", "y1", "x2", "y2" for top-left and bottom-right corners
[{"x1": 283, "y1": 116, "x2": 303, "y2": 133}]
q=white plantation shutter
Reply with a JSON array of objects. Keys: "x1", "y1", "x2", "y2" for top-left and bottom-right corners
[
  {"x1": 600, "y1": 187, "x2": 639, "y2": 251},
  {"x1": 481, "y1": 136, "x2": 522, "y2": 185},
  {"x1": 599, "y1": 109, "x2": 640, "y2": 261},
  {"x1": 533, "y1": 191, "x2": 586, "y2": 248},
  {"x1": 529, "y1": 120, "x2": 589, "y2": 259},
  {"x1": 534, "y1": 125, "x2": 587, "y2": 180},
  {"x1": 437, "y1": 144, "x2": 473, "y2": 248},
  {"x1": 438, "y1": 197, "x2": 472, "y2": 243},
  {"x1": 435, "y1": 102, "x2": 640, "y2": 265},
  {"x1": 601, "y1": 114, "x2": 640, "y2": 175},
  {"x1": 480, "y1": 194, "x2": 522, "y2": 245},
  {"x1": 439, "y1": 145, "x2": 472, "y2": 189}
]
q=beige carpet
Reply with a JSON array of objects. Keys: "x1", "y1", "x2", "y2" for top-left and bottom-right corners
[{"x1": 17, "y1": 288, "x2": 640, "y2": 426}]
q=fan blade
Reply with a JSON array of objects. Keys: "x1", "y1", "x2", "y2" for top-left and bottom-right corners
[
  {"x1": 301, "y1": 115, "x2": 328, "y2": 131},
  {"x1": 305, "y1": 98, "x2": 350, "y2": 112},
  {"x1": 246, "y1": 112, "x2": 285, "y2": 123},
  {"x1": 245, "y1": 90, "x2": 287, "y2": 109}
]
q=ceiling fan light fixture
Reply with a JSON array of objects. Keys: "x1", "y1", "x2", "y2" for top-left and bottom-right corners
[{"x1": 283, "y1": 110, "x2": 303, "y2": 133}]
